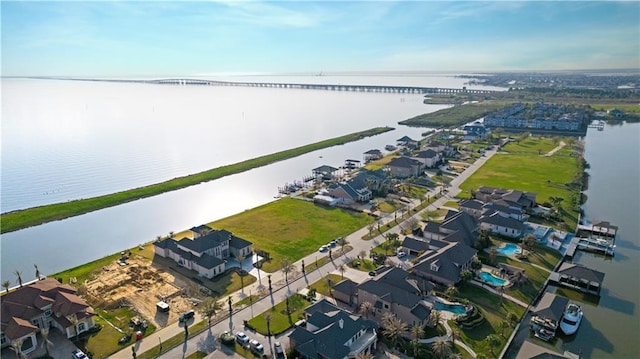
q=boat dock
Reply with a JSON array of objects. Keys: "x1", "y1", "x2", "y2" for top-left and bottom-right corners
[{"x1": 565, "y1": 220, "x2": 617, "y2": 257}]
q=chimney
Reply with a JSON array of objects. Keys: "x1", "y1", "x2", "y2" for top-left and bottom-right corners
[{"x1": 338, "y1": 318, "x2": 344, "y2": 329}]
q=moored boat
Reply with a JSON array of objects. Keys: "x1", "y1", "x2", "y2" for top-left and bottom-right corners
[{"x1": 560, "y1": 303, "x2": 583, "y2": 335}]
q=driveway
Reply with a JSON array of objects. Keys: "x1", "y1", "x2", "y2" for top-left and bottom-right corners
[{"x1": 1, "y1": 329, "x2": 80, "y2": 359}]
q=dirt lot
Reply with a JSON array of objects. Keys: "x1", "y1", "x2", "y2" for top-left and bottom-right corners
[{"x1": 83, "y1": 255, "x2": 197, "y2": 329}]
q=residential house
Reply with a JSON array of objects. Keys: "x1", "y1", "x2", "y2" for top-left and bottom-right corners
[
  {"x1": 474, "y1": 187, "x2": 537, "y2": 209},
  {"x1": 422, "y1": 210, "x2": 478, "y2": 248},
  {"x1": 396, "y1": 136, "x2": 419, "y2": 149},
  {"x1": 332, "y1": 279, "x2": 358, "y2": 306},
  {"x1": 400, "y1": 236, "x2": 449, "y2": 257},
  {"x1": 530, "y1": 292, "x2": 569, "y2": 334},
  {"x1": 153, "y1": 226, "x2": 252, "y2": 279},
  {"x1": 412, "y1": 242, "x2": 478, "y2": 287},
  {"x1": 424, "y1": 140, "x2": 446, "y2": 153},
  {"x1": 386, "y1": 156, "x2": 423, "y2": 178},
  {"x1": 356, "y1": 267, "x2": 433, "y2": 328},
  {"x1": 289, "y1": 299, "x2": 378, "y2": 359},
  {"x1": 1, "y1": 278, "x2": 96, "y2": 353},
  {"x1": 312, "y1": 165, "x2": 340, "y2": 181},
  {"x1": 463, "y1": 121, "x2": 489, "y2": 140},
  {"x1": 458, "y1": 199, "x2": 485, "y2": 218},
  {"x1": 460, "y1": 199, "x2": 525, "y2": 221},
  {"x1": 479, "y1": 212, "x2": 524, "y2": 238},
  {"x1": 412, "y1": 149, "x2": 441, "y2": 168},
  {"x1": 327, "y1": 180, "x2": 372, "y2": 205},
  {"x1": 515, "y1": 339, "x2": 580, "y2": 359}
]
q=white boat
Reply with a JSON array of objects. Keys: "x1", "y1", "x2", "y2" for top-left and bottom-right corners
[{"x1": 560, "y1": 303, "x2": 583, "y2": 335}]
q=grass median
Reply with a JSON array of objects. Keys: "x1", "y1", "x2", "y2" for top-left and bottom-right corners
[{"x1": 1, "y1": 126, "x2": 393, "y2": 233}]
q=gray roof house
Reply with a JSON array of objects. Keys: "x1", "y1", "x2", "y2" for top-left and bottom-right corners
[
  {"x1": 423, "y1": 210, "x2": 478, "y2": 248},
  {"x1": 474, "y1": 187, "x2": 536, "y2": 209},
  {"x1": 412, "y1": 242, "x2": 478, "y2": 287},
  {"x1": 412, "y1": 149, "x2": 441, "y2": 168},
  {"x1": 332, "y1": 279, "x2": 359, "y2": 306},
  {"x1": 401, "y1": 236, "x2": 449, "y2": 256},
  {"x1": 479, "y1": 212, "x2": 525, "y2": 238},
  {"x1": 386, "y1": 156, "x2": 423, "y2": 178},
  {"x1": 356, "y1": 268, "x2": 433, "y2": 328},
  {"x1": 153, "y1": 226, "x2": 253, "y2": 279},
  {"x1": 289, "y1": 299, "x2": 378, "y2": 359},
  {"x1": 327, "y1": 180, "x2": 373, "y2": 204},
  {"x1": 531, "y1": 292, "x2": 569, "y2": 331},
  {"x1": 550, "y1": 263, "x2": 605, "y2": 295}
]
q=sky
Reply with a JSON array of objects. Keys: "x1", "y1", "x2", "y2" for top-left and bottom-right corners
[{"x1": 2, "y1": 0, "x2": 639, "y2": 77}]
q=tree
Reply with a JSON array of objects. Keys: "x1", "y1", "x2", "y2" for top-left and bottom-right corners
[
  {"x1": 356, "y1": 352, "x2": 375, "y2": 359},
  {"x1": 448, "y1": 354, "x2": 462, "y2": 359},
  {"x1": 386, "y1": 232, "x2": 399, "y2": 242},
  {"x1": 337, "y1": 264, "x2": 347, "y2": 279},
  {"x1": 10, "y1": 338, "x2": 26, "y2": 359},
  {"x1": 337, "y1": 237, "x2": 348, "y2": 255},
  {"x1": 445, "y1": 285, "x2": 459, "y2": 299},
  {"x1": 280, "y1": 258, "x2": 296, "y2": 284},
  {"x1": 198, "y1": 297, "x2": 223, "y2": 328},
  {"x1": 410, "y1": 324, "x2": 424, "y2": 357},
  {"x1": 264, "y1": 313, "x2": 272, "y2": 337},
  {"x1": 485, "y1": 334, "x2": 501, "y2": 356},
  {"x1": 2, "y1": 280, "x2": 10, "y2": 293},
  {"x1": 358, "y1": 250, "x2": 367, "y2": 260},
  {"x1": 471, "y1": 260, "x2": 483, "y2": 272},
  {"x1": 367, "y1": 223, "x2": 375, "y2": 238},
  {"x1": 497, "y1": 285, "x2": 505, "y2": 306},
  {"x1": 237, "y1": 255, "x2": 246, "y2": 292},
  {"x1": 460, "y1": 270, "x2": 474, "y2": 285},
  {"x1": 14, "y1": 270, "x2": 23, "y2": 287},
  {"x1": 431, "y1": 338, "x2": 452, "y2": 359},
  {"x1": 523, "y1": 234, "x2": 537, "y2": 253},
  {"x1": 450, "y1": 328, "x2": 461, "y2": 344},
  {"x1": 499, "y1": 320, "x2": 510, "y2": 337},
  {"x1": 34, "y1": 264, "x2": 41, "y2": 281},
  {"x1": 359, "y1": 301, "x2": 372, "y2": 319},
  {"x1": 507, "y1": 312, "x2": 519, "y2": 326},
  {"x1": 41, "y1": 327, "x2": 53, "y2": 357},
  {"x1": 429, "y1": 310, "x2": 442, "y2": 328},
  {"x1": 382, "y1": 315, "x2": 407, "y2": 349},
  {"x1": 488, "y1": 247, "x2": 498, "y2": 264}
]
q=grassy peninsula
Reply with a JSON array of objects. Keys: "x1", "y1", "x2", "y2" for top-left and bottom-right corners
[
  {"x1": 1, "y1": 126, "x2": 393, "y2": 234},
  {"x1": 399, "y1": 102, "x2": 507, "y2": 127}
]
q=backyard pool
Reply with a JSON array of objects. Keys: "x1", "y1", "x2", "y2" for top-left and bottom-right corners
[
  {"x1": 479, "y1": 271, "x2": 508, "y2": 286},
  {"x1": 435, "y1": 301, "x2": 468, "y2": 315},
  {"x1": 495, "y1": 243, "x2": 522, "y2": 256}
]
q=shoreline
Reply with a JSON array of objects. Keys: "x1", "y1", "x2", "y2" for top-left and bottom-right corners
[{"x1": 0, "y1": 126, "x2": 393, "y2": 234}]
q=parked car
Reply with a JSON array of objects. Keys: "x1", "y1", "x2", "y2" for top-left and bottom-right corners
[
  {"x1": 274, "y1": 342, "x2": 286, "y2": 359},
  {"x1": 179, "y1": 309, "x2": 195, "y2": 322},
  {"x1": 250, "y1": 339, "x2": 265, "y2": 354},
  {"x1": 236, "y1": 331, "x2": 250, "y2": 344},
  {"x1": 319, "y1": 245, "x2": 329, "y2": 252},
  {"x1": 328, "y1": 240, "x2": 337, "y2": 247},
  {"x1": 294, "y1": 319, "x2": 306, "y2": 327},
  {"x1": 397, "y1": 251, "x2": 407, "y2": 258},
  {"x1": 72, "y1": 350, "x2": 88, "y2": 359}
]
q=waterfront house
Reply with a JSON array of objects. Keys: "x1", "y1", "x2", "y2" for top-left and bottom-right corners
[
  {"x1": 424, "y1": 140, "x2": 446, "y2": 153},
  {"x1": 386, "y1": 156, "x2": 423, "y2": 178},
  {"x1": 396, "y1": 136, "x2": 419, "y2": 149},
  {"x1": 412, "y1": 149, "x2": 441, "y2": 168},
  {"x1": 289, "y1": 299, "x2": 378, "y2": 359},
  {"x1": 530, "y1": 292, "x2": 569, "y2": 336},
  {"x1": 474, "y1": 187, "x2": 537, "y2": 209},
  {"x1": 1, "y1": 278, "x2": 96, "y2": 354},
  {"x1": 479, "y1": 211, "x2": 524, "y2": 238},
  {"x1": 515, "y1": 339, "x2": 581, "y2": 359},
  {"x1": 153, "y1": 226, "x2": 253, "y2": 279},
  {"x1": 463, "y1": 121, "x2": 489, "y2": 140},
  {"x1": 312, "y1": 165, "x2": 340, "y2": 181},
  {"x1": 355, "y1": 267, "x2": 433, "y2": 328},
  {"x1": 411, "y1": 242, "x2": 478, "y2": 287},
  {"x1": 327, "y1": 180, "x2": 373, "y2": 204}
]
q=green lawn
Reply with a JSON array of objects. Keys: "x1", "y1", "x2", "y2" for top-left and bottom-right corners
[
  {"x1": 210, "y1": 197, "x2": 374, "y2": 272},
  {"x1": 308, "y1": 274, "x2": 344, "y2": 296},
  {"x1": 84, "y1": 307, "x2": 156, "y2": 359},
  {"x1": 455, "y1": 285, "x2": 526, "y2": 357},
  {"x1": 348, "y1": 258, "x2": 377, "y2": 272},
  {"x1": 459, "y1": 136, "x2": 581, "y2": 229},
  {"x1": 247, "y1": 294, "x2": 309, "y2": 335},
  {"x1": 399, "y1": 102, "x2": 508, "y2": 127}
]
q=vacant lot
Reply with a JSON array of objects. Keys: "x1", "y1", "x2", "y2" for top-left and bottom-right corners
[{"x1": 208, "y1": 197, "x2": 374, "y2": 272}]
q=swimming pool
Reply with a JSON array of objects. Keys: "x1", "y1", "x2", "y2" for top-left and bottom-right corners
[
  {"x1": 495, "y1": 243, "x2": 522, "y2": 256},
  {"x1": 435, "y1": 301, "x2": 468, "y2": 315},
  {"x1": 479, "y1": 271, "x2": 507, "y2": 286}
]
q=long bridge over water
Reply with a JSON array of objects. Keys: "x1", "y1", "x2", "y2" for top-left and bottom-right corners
[{"x1": 145, "y1": 78, "x2": 496, "y2": 95}]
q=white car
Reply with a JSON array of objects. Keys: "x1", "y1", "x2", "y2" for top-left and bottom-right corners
[
  {"x1": 397, "y1": 251, "x2": 407, "y2": 258},
  {"x1": 250, "y1": 339, "x2": 264, "y2": 354},
  {"x1": 319, "y1": 245, "x2": 329, "y2": 252},
  {"x1": 235, "y1": 331, "x2": 250, "y2": 344}
]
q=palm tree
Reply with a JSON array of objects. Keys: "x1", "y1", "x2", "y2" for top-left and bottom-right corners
[
  {"x1": 356, "y1": 352, "x2": 375, "y2": 359},
  {"x1": 497, "y1": 285, "x2": 505, "y2": 306},
  {"x1": 359, "y1": 250, "x2": 366, "y2": 260},
  {"x1": 488, "y1": 247, "x2": 498, "y2": 264},
  {"x1": 264, "y1": 313, "x2": 272, "y2": 337},
  {"x1": 34, "y1": 264, "x2": 41, "y2": 280},
  {"x1": 2, "y1": 280, "x2": 10, "y2": 293},
  {"x1": 410, "y1": 324, "x2": 424, "y2": 357},
  {"x1": 431, "y1": 338, "x2": 452, "y2": 359},
  {"x1": 337, "y1": 237, "x2": 348, "y2": 255},
  {"x1": 476, "y1": 354, "x2": 489, "y2": 359},
  {"x1": 429, "y1": 310, "x2": 442, "y2": 328},
  {"x1": 236, "y1": 255, "x2": 246, "y2": 292},
  {"x1": 450, "y1": 328, "x2": 461, "y2": 344},
  {"x1": 337, "y1": 264, "x2": 347, "y2": 279},
  {"x1": 367, "y1": 223, "x2": 375, "y2": 238},
  {"x1": 14, "y1": 270, "x2": 23, "y2": 287},
  {"x1": 41, "y1": 327, "x2": 53, "y2": 357},
  {"x1": 499, "y1": 320, "x2": 510, "y2": 337},
  {"x1": 485, "y1": 334, "x2": 501, "y2": 356},
  {"x1": 198, "y1": 297, "x2": 223, "y2": 328},
  {"x1": 445, "y1": 285, "x2": 459, "y2": 299},
  {"x1": 359, "y1": 301, "x2": 372, "y2": 319},
  {"x1": 507, "y1": 312, "x2": 519, "y2": 326},
  {"x1": 448, "y1": 353, "x2": 462, "y2": 359},
  {"x1": 382, "y1": 315, "x2": 407, "y2": 350},
  {"x1": 280, "y1": 258, "x2": 296, "y2": 284},
  {"x1": 10, "y1": 338, "x2": 26, "y2": 359}
]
